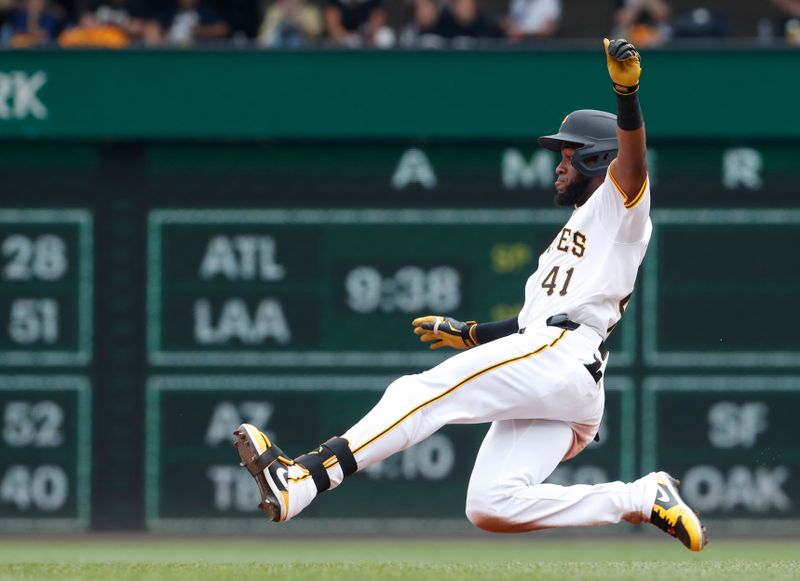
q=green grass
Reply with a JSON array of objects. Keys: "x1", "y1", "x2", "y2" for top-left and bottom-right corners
[{"x1": 1, "y1": 539, "x2": 799, "y2": 580}]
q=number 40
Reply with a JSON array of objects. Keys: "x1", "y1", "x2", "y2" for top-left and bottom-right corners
[{"x1": 541, "y1": 266, "x2": 575, "y2": 297}]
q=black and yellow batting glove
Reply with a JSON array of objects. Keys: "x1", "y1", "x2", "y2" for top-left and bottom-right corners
[
  {"x1": 604, "y1": 38, "x2": 642, "y2": 95},
  {"x1": 412, "y1": 316, "x2": 478, "y2": 350}
]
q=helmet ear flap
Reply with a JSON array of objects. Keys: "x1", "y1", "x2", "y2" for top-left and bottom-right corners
[{"x1": 571, "y1": 147, "x2": 618, "y2": 177}]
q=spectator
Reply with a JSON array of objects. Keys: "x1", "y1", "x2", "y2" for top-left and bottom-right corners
[
  {"x1": 613, "y1": 0, "x2": 671, "y2": 47},
  {"x1": 60, "y1": 0, "x2": 161, "y2": 47},
  {"x1": 324, "y1": 0, "x2": 389, "y2": 47},
  {"x1": 770, "y1": 0, "x2": 800, "y2": 43},
  {"x1": 671, "y1": 7, "x2": 726, "y2": 39},
  {"x1": 221, "y1": 0, "x2": 261, "y2": 38},
  {"x1": 165, "y1": 0, "x2": 230, "y2": 45},
  {"x1": 434, "y1": 0, "x2": 504, "y2": 45},
  {"x1": 258, "y1": 0, "x2": 322, "y2": 47},
  {"x1": 0, "y1": 0, "x2": 16, "y2": 29},
  {"x1": 505, "y1": 0, "x2": 560, "y2": 41},
  {"x1": 1, "y1": 0, "x2": 62, "y2": 47},
  {"x1": 399, "y1": 0, "x2": 446, "y2": 48}
]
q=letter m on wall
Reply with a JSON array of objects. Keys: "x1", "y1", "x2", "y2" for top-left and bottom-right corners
[{"x1": 502, "y1": 149, "x2": 555, "y2": 189}]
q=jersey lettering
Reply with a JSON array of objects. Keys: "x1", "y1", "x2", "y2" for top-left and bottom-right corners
[
  {"x1": 572, "y1": 231, "x2": 587, "y2": 258},
  {"x1": 518, "y1": 171, "x2": 651, "y2": 339},
  {"x1": 553, "y1": 228, "x2": 587, "y2": 258}
]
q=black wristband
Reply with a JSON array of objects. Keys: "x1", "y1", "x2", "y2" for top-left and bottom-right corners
[
  {"x1": 616, "y1": 91, "x2": 643, "y2": 131},
  {"x1": 474, "y1": 317, "x2": 520, "y2": 345}
]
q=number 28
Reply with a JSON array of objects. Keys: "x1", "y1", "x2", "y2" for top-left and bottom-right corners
[{"x1": 541, "y1": 266, "x2": 575, "y2": 297}]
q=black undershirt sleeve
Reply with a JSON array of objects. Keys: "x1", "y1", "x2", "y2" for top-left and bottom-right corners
[{"x1": 474, "y1": 317, "x2": 520, "y2": 345}]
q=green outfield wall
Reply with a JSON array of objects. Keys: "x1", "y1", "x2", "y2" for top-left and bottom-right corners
[
  {"x1": 1, "y1": 48, "x2": 799, "y2": 139},
  {"x1": 1, "y1": 49, "x2": 799, "y2": 533}
]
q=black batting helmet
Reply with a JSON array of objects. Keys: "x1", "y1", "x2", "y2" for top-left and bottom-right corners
[{"x1": 538, "y1": 110, "x2": 618, "y2": 177}]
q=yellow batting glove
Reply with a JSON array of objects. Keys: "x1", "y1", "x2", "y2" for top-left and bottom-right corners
[
  {"x1": 412, "y1": 316, "x2": 478, "y2": 350},
  {"x1": 604, "y1": 38, "x2": 642, "y2": 95}
]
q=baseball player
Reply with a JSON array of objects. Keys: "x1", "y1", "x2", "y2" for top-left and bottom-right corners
[{"x1": 234, "y1": 38, "x2": 707, "y2": 551}]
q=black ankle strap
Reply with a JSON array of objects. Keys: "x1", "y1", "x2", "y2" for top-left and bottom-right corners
[
  {"x1": 294, "y1": 452, "x2": 331, "y2": 493},
  {"x1": 321, "y1": 437, "x2": 358, "y2": 478},
  {"x1": 295, "y1": 437, "x2": 358, "y2": 494}
]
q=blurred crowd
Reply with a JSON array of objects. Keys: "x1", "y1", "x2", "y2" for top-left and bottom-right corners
[{"x1": 1, "y1": 0, "x2": 800, "y2": 49}]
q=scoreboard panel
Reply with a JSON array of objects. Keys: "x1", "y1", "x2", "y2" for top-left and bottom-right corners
[
  {"x1": 643, "y1": 210, "x2": 800, "y2": 367},
  {"x1": 3, "y1": 141, "x2": 800, "y2": 531},
  {"x1": 643, "y1": 377, "x2": 800, "y2": 521},
  {"x1": 145, "y1": 375, "x2": 634, "y2": 532},
  {"x1": 0, "y1": 210, "x2": 93, "y2": 366},
  {"x1": 0, "y1": 376, "x2": 91, "y2": 531},
  {"x1": 147, "y1": 209, "x2": 636, "y2": 368},
  {"x1": 143, "y1": 143, "x2": 800, "y2": 209}
]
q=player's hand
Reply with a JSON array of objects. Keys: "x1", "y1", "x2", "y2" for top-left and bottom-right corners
[
  {"x1": 412, "y1": 316, "x2": 478, "y2": 350},
  {"x1": 604, "y1": 38, "x2": 641, "y2": 95}
]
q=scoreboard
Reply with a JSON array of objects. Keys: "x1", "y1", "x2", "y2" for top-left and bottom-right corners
[
  {"x1": 643, "y1": 377, "x2": 800, "y2": 522},
  {"x1": 644, "y1": 210, "x2": 800, "y2": 367},
  {"x1": 0, "y1": 210, "x2": 92, "y2": 531},
  {"x1": 1, "y1": 141, "x2": 800, "y2": 531},
  {"x1": 147, "y1": 209, "x2": 633, "y2": 368},
  {"x1": 0, "y1": 376, "x2": 91, "y2": 531},
  {"x1": 0, "y1": 210, "x2": 92, "y2": 366},
  {"x1": 145, "y1": 375, "x2": 633, "y2": 532}
]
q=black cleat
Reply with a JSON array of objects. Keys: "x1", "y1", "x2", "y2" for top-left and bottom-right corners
[{"x1": 233, "y1": 423, "x2": 292, "y2": 522}]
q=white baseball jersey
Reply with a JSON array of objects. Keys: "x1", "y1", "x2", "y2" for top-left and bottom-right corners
[
  {"x1": 517, "y1": 169, "x2": 652, "y2": 339},
  {"x1": 279, "y1": 166, "x2": 659, "y2": 532}
]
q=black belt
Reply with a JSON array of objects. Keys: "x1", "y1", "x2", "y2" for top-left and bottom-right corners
[
  {"x1": 545, "y1": 314, "x2": 608, "y2": 360},
  {"x1": 518, "y1": 314, "x2": 608, "y2": 380}
]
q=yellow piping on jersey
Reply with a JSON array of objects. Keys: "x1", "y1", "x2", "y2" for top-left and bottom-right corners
[
  {"x1": 624, "y1": 177, "x2": 648, "y2": 209},
  {"x1": 349, "y1": 328, "x2": 569, "y2": 458},
  {"x1": 608, "y1": 169, "x2": 648, "y2": 209},
  {"x1": 293, "y1": 329, "x2": 570, "y2": 480}
]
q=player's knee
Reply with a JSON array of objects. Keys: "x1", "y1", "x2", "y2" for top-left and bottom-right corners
[
  {"x1": 465, "y1": 503, "x2": 520, "y2": 533},
  {"x1": 466, "y1": 477, "x2": 502, "y2": 531},
  {"x1": 465, "y1": 504, "x2": 498, "y2": 532},
  {"x1": 375, "y1": 376, "x2": 411, "y2": 412},
  {"x1": 465, "y1": 491, "x2": 520, "y2": 533},
  {"x1": 465, "y1": 483, "x2": 550, "y2": 533},
  {"x1": 382, "y1": 375, "x2": 415, "y2": 398}
]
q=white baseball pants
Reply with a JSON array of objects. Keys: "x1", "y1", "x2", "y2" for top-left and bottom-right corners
[{"x1": 285, "y1": 323, "x2": 656, "y2": 527}]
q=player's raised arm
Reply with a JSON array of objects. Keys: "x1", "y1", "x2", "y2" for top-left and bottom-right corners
[{"x1": 604, "y1": 38, "x2": 647, "y2": 203}]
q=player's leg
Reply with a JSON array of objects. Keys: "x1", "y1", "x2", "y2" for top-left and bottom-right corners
[
  {"x1": 337, "y1": 325, "x2": 605, "y2": 476},
  {"x1": 464, "y1": 418, "x2": 707, "y2": 551},
  {"x1": 235, "y1": 324, "x2": 601, "y2": 521},
  {"x1": 465, "y1": 418, "x2": 653, "y2": 531}
]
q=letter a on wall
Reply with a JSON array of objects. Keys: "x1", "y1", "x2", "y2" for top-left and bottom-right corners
[{"x1": 392, "y1": 148, "x2": 437, "y2": 190}]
